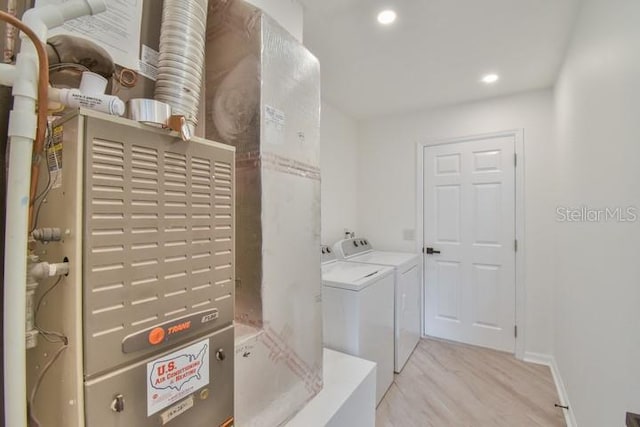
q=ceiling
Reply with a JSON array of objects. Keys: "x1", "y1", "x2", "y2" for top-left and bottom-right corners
[{"x1": 300, "y1": 0, "x2": 582, "y2": 119}]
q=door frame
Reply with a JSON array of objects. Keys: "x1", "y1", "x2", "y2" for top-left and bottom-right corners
[{"x1": 415, "y1": 129, "x2": 526, "y2": 360}]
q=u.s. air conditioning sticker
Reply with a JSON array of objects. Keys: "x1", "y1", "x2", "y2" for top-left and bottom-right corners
[{"x1": 147, "y1": 339, "x2": 209, "y2": 416}]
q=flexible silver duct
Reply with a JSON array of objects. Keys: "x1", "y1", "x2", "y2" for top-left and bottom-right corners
[{"x1": 154, "y1": 0, "x2": 207, "y2": 135}]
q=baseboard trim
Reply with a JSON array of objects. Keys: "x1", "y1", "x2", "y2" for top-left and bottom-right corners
[{"x1": 524, "y1": 352, "x2": 578, "y2": 427}]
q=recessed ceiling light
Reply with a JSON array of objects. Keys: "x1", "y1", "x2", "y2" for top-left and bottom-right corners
[
  {"x1": 481, "y1": 73, "x2": 500, "y2": 84},
  {"x1": 377, "y1": 10, "x2": 397, "y2": 25}
]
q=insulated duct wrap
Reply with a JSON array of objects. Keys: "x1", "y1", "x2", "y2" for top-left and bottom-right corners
[
  {"x1": 206, "y1": 1, "x2": 322, "y2": 426},
  {"x1": 154, "y1": 0, "x2": 207, "y2": 134}
]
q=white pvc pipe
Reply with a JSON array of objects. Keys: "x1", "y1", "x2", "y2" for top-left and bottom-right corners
[
  {"x1": 0, "y1": 63, "x2": 15, "y2": 87},
  {"x1": 22, "y1": 0, "x2": 106, "y2": 39},
  {"x1": 49, "y1": 87, "x2": 126, "y2": 116},
  {"x1": 3, "y1": 3, "x2": 106, "y2": 426},
  {"x1": 2, "y1": 146, "x2": 30, "y2": 417},
  {"x1": 4, "y1": 41, "x2": 39, "y2": 427}
]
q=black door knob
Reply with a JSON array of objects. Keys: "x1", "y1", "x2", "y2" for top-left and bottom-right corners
[{"x1": 425, "y1": 247, "x2": 441, "y2": 255}]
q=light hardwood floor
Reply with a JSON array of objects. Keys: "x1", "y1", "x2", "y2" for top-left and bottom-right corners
[{"x1": 376, "y1": 338, "x2": 566, "y2": 427}]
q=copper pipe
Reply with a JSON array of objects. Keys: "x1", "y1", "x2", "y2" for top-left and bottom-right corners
[{"x1": 0, "y1": 11, "x2": 49, "y2": 230}]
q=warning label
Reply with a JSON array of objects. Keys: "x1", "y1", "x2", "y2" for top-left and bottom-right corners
[
  {"x1": 47, "y1": 126, "x2": 63, "y2": 189},
  {"x1": 147, "y1": 339, "x2": 209, "y2": 416}
]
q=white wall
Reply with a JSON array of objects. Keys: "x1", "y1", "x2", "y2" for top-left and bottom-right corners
[
  {"x1": 320, "y1": 102, "x2": 359, "y2": 245},
  {"x1": 246, "y1": 0, "x2": 303, "y2": 42},
  {"x1": 553, "y1": 0, "x2": 640, "y2": 425},
  {"x1": 358, "y1": 89, "x2": 556, "y2": 355}
]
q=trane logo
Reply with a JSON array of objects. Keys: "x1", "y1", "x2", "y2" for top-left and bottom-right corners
[
  {"x1": 167, "y1": 321, "x2": 191, "y2": 335},
  {"x1": 125, "y1": 308, "x2": 223, "y2": 353}
]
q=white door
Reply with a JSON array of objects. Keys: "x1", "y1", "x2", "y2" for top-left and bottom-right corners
[{"x1": 423, "y1": 135, "x2": 516, "y2": 352}]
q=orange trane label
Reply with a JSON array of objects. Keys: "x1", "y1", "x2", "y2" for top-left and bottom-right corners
[
  {"x1": 121, "y1": 308, "x2": 219, "y2": 354},
  {"x1": 148, "y1": 327, "x2": 166, "y2": 345},
  {"x1": 167, "y1": 321, "x2": 191, "y2": 334}
]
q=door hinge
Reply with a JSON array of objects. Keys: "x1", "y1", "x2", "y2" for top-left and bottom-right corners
[
  {"x1": 514, "y1": 239, "x2": 518, "y2": 252},
  {"x1": 514, "y1": 153, "x2": 517, "y2": 167},
  {"x1": 514, "y1": 325, "x2": 518, "y2": 338}
]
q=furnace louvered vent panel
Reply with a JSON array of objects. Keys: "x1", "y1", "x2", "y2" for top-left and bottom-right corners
[{"x1": 83, "y1": 119, "x2": 234, "y2": 377}]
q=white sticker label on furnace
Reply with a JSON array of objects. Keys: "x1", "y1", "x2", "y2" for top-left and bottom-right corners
[
  {"x1": 265, "y1": 105, "x2": 285, "y2": 145},
  {"x1": 147, "y1": 339, "x2": 210, "y2": 416},
  {"x1": 139, "y1": 44, "x2": 159, "y2": 81}
]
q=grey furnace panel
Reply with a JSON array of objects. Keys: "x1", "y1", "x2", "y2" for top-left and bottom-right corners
[
  {"x1": 84, "y1": 326, "x2": 234, "y2": 427},
  {"x1": 82, "y1": 115, "x2": 235, "y2": 378}
]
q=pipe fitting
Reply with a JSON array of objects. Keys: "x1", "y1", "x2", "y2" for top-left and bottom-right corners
[
  {"x1": 28, "y1": 261, "x2": 70, "y2": 280},
  {"x1": 20, "y1": 9, "x2": 48, "y2": 40},
  {"x1": 0, "y1": 63, "x2": 15, "y2": 87},
  {"x1": 32, "y1": 227, "x2": 63, "y2": 242},
  {"x1": 84, "y1": 0, "x2": 107, "y2": 16},
  {"x1": 50, "y1": 71, "x2": 125, "y2": 115},
  {"x1": 7, "y1": 110, "x2": 37, "y2": 139},
  {"x1": 22, "y1": 1, "x2": 107, "y2": 39},
  {"x1": 11, "y1": 53, "x2": 38, "y2": 100},
  {"x1": 50, "y1": 87, "x2": 125, "y2": 116}
]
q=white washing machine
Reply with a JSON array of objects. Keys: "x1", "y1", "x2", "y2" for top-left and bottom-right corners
[
  {"x1": 333, "y1": 238, "x2": 421, "y2": 373},
  {"x1": 321, "y1": 245, "x2": 395, "y2": 405}
]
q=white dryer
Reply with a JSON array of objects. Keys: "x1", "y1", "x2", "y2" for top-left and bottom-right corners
[
  {"x1": 333, "y1": 238, "x2": 421, "y2": 373},
  {"x1": 321, "y1": 245, "x2": 395, "y2": 405}
]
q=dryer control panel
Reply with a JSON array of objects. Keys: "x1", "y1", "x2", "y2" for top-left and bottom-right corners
[{"x1": 332, "y1": 238, "x2": 373, "y2": 259}]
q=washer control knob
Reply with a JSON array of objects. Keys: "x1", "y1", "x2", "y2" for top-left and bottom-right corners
[{"x1": 353, "y1": 241, "x2": 359, "y2": 247}]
